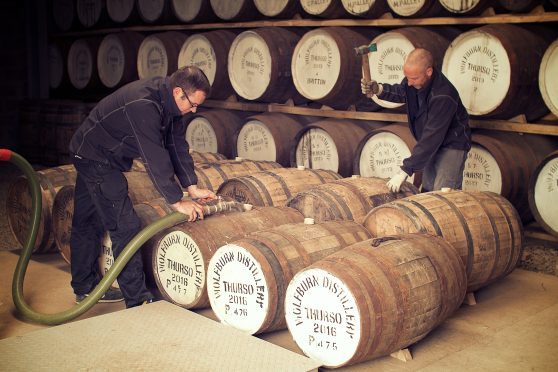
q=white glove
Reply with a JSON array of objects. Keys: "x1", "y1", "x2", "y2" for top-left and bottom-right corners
[
  {"x1": 360, "y1": 78, "x2": 380, "y2": 96},
  {"x1": 387, "y1": 171, "x2": 408, "y2": 193}
]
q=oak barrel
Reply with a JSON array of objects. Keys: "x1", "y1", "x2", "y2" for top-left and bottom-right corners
[
  {"x1": 218, "y1": 167, "x2": 342, "y2": 207},
  {"x1": 76, "y1": 0, "x2": 107, "y2": 29},
  {"x1": 353, "y1": 123, "x2": 422, "y2": 187},
  {"x1": 387, "y1": 0, "x2": 450, "y2": 17},
  {"x1": 136, "y1": 0, "x2": 170, "y2": 24},
  {"x1": 178, "y1": 30, "x2": 236, "y2": 100},
  {"x1": 67, "y1": 37, "x2": 103, "y2": 92},
  {"x1": 438, "y1": 0, "x2": 492, "y2": 15},
  {"x1": 209, "y1": 0, "x2": 259, "y2": 21},
  {"x1": 97, "y1": 32, "x2": 144, "y2": 89},
  {"x1": 253, "y1": 0, "x2": 300, "y2": 18},
  {"x1": 528, "y1": 150, "x2": 558, "y2": 238},
  {"x1": 234, "y1": 113, "x2": 309, "y2": 167},
  {"x1": 285, "y1": 233, "x2": 466, "y2": 367},
  {"x1": 341, "y1": 0, "x2": 389, "y2": 18},
  {"x1": 150, "y1": 206, "x2": 304, "y2": 308},
  {"x1": 106, "y1": 0, "x2": 138, "y2": 24},
  {"x1": 52, "y1": 0, "x2": 76, "y2": 31},
  {"x1": 442, "y1": 24, "x2": 551, "y2": 121},
  {"x1": 208, "y1": 220, "x2": 372, "y2": 334},
  {"x1": 292, "y1": 119, "x2": 382, "y2": 177},
  {"x1": 189, "y1": 150, "x2": 227, "y2": 164},
  {"x1": 228, "y1": 27, "x2": 302, "y2": 103},
  {"x1": 7, "y1": 165, "x2": 77, "y2": 253},
  {"x1": 300, "y1": 0, "x2": 349, "y2": 18},
  {"x1": 195, "y1": 159, "x2": 283, "y2": 192},
  {"x1": 184, "y1": 109, "x2": 244, "y2": 158},
  {"x1": 287, "y1": 176, "x2": 418, "y2": 224},
  {"x1": 137, "y1": 31, "x2": 187, "y2": 79},
  {"x1": 363, "y1": 190, "x2": 523, "y2": 292},
  {"x1": 539, "y1": 38, "x2": 558, "y2": 118},
  {"x1": 291, "y1": 27, "x2": 379, "y2": 109},
  {"x1": 170, "y1": 0, "x2": 217, "y2": 23}
]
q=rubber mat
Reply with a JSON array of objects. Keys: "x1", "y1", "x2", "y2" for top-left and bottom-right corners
[{"x1": 0, "y1": 301, "x2": 320, "y2": 371}]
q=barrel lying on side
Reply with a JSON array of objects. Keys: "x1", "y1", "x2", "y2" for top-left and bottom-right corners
[
  {"x1": 146, "y1": 206, "x2": 304, "y2": 309},
  {"x1": 218, "y1": 167, "x2": 342, "y2": 207},
  {"x1": 287, "y1": 176, "x2": 418, "y2": 224},
  {"x1": 285, "y1": 233, "x2": 467, "y2": 368},
  {"x1": 528, "y1": 150, "x2": 558, "y2": 238},
  {"x1": 207, "y1": 220, "x2": 372, "y2": 334},
  {"x1": 363, "y1": 190, "x2": 523, "y2": 292}
]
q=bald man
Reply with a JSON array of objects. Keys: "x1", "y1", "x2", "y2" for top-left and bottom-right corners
[{"x1": 361, "y1": 48, "x2": 471, "y2": 193}]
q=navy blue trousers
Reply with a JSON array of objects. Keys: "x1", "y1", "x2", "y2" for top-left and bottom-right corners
[{"x1": 70, "y1": 156, "x2": 153, "y2": 307}]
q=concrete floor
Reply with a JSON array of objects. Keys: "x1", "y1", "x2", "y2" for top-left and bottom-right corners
[{"x1": 1, "y1": 249, "x2": 557, "y2": 371}]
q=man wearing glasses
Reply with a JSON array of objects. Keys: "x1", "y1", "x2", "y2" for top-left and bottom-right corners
[{"x1": 68, "y1": 65, "x2": 216, "y2": 308}]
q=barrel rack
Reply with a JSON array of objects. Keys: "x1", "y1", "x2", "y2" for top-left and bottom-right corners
[{"x1": 52, "y1": 7, "x2": 558, "y2": 136}]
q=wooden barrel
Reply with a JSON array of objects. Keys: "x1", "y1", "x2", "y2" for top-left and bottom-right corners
[
  {"x1": 291, "y1": 119, "x2": 382, "y2": 177},
  {"x1": 253, "y1": 0, "x2": 300, "y2": 18},
  {"x1": 387, "y1": 0, "x2": 450, "y2": 17},
  {"x1": 300, "y1": 0, "x2": 349, "y2": 18},
  {"x1": 438, "y1": 0, "x2": 492, "y2": 15},
  {"x1": 363, "y1": 190, "x2": 523, "y2": 292},
  {"x1": 97, "y1": 32, "x2": 144, "y2": 89},
  {"x1": 178, "y1": 30, "x2": 237, "y2": 100},
  {"x1": 463, "y1": 131, "x2": 556, "y2": 222},
  {"x1": 341, "y1": 0, "x2": 389, "y2": 18},
  {"x1": 442, "y1": 24, "x2": 551, "y2": 121},
  {"x1": 189, "y1": 150, "x2": 227, "y2": 164},
  {"x1": 528, "y1": 150, "x2": 558, "y2": 238},
  {"x1": 209, "y1": 0, "x2": 259, "y2": 21},
  {"x1": 7, "y1": 165, "x2": 77, "y2": 253},
  {"x1": 150, "y1": 206, "x2": 304, "y2": 308},
  {"x1": 170, "y1": 0, "x2": 217, "y2": 23},
  {"x1": 52, "y1": 170, "x2": 163, "y2": 263},
  {"x1": 184, "y1": 109, "x2": 244, "y2": 158},
  {"x1": 287, "y1": 176, "x2": 418, "y2": 224},
  {"x1": 217, "y1": 167, "x2": 342, "y2": 207},
  {"x1": 49, "y1": 41, "x2": 72, "y2": 95},
  {"x1": 228, "y1": 27, "x2": 303, "y2": 103},
  {"x1": 367, "y1": 27, "x2": 452, "y2": 110},
  {"x1": 353, "y1": 123, "x2": 422, "y2": 187},
  {"x1": 234, "y1": 113, "x2": 309, "y2": 167},
  {"x1": 76, "y1": 0, "x2": 107, "y2": 29},
  {"x1": 195, "y1": 159, "x2": 282, "y2": 192},
  {"x1": 539, "y1": 38, "x2": 558, "y2": 118},
  {"x1": 67, "y1": 37, "x2": 103, "y2": 92},
  {"x1": 137, "y1": 31, "x2": 187, "y2": 79},
  {"x1": 291, "y1": 27, "x2": 380, "y2": 109},
  {"x1": 136, "y1": 0, "x2": 171, "y2": 24},
  {"x1": 285, "y1": 233, "x2": 466, "y2": 367},
  {"x1": 51, "y1": 0, "x2": 76, "y2": 32},
  {"x1": 106, "y1": 0, "x2": 138, "y2": 25},
  {"x1": 208, "y1": 220, "x2": 372, "y2": 334}
]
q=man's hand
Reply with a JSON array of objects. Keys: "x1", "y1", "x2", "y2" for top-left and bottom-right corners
[
  {"x1": 361, "y1": 78, "x2": 381, "y2": 97},
  {"x1": 386, "y1": 171, "x2": 409, "y2": 193},
  {"x1": 171, "y1": 199, "x2": 204, "y2": 222},
  {"x1": 187, "y1": 185, "x2": 217, "y2": 203}
]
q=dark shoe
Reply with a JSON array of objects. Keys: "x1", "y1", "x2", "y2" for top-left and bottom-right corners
[{"x1": 75, "y1": 287, "x2": 124, "y2": 304}]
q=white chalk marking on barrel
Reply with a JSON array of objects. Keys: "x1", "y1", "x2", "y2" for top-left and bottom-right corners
[
  {"x1": 178, "y1": 34, "x2": 218, "y2": 85},
  {"x1": 208, "y1": 244, "x2": 268, "y2": 334},
  {"x1": 236, "y1": 120, "x2": 277, "y2": 162},
  {"x1": 463, "y1": 145, "x2": 502, "y2": 193},
  {"x1": 295, "y1": 128, "x2": 339, "y2": 173},
  {"x1": 534, "y1": 156, "x2": 558, "y2": 232},
  {"x1": 156, "y1": 230, "x2": 204, "y2": 306},
  {"x1": 358, "y1": 131, "x2": 412, "y2": 181},
  {"x1": 285, "y1": 268, "x2": 360, "y2": 367},
  {"x1": 185, "y1": 116, "x2": 218, "y2": 153},
  {"x1": 97, "y1": 34, "x2": 125, "y2": 88},
  {"x1": 137, "y1": 35, "x2": 169, "y2": 79}
]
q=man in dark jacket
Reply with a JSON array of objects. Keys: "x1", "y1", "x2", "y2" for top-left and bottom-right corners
[
  {"x1": 69, "y1": 65, "x2": 216, "y2": 308},
  {"x1": 361, "y1": 48, "x2": 471, "y2": 193}
]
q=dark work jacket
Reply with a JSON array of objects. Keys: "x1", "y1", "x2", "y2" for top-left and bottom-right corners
[
  {"x1": 69, "y1": 77, "x2": 197, "y2": 204},
  {"x1": 378, "y1": 69, "x2": 471, "y2": 176}
]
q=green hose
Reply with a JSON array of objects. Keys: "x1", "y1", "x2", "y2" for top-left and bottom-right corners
[{"x1": 3, "y1": 149, "x2": 188, "y2": 325}]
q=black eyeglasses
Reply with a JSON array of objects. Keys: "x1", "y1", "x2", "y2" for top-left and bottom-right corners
[{"x1": 182, "y1": 89, "x2": 200, "y2": 108}]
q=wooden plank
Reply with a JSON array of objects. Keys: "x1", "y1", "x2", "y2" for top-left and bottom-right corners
[
  {"x1": 469, "y1": 120, "x2": 558, "y2": 136},
  {"x1": 53, "y1": 12, "x2": 558, "y2": 37}
]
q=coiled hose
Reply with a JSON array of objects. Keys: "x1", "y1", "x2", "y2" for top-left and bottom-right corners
[{"x1": 2, "y1": 149, "x2": 238, "y2": 325}]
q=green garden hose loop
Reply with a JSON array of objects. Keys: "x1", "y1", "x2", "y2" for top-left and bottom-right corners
[{"x1": 2, "y1": 149, "x2": 189, "y2": 325}]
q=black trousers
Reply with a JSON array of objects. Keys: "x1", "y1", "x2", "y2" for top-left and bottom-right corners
[{"x1": 70, "y1": 156, "x2": 153, "y2": 307}]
